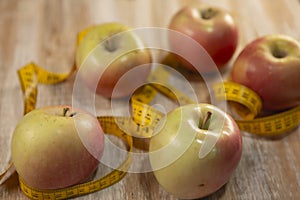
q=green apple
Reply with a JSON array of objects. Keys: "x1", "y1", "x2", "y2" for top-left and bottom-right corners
[
  {"x1": 75, "y1": 22, "x2": 152, "y2": 98},
  {"x1": 231, "y1": 34, "x2": 300, "y2": 111},
  {"x1": 149, "y1": 104, "x2": 242, "y2": 199},
  {"x1": 11, "y1": 105, "x2": 104, "y2": 190}
]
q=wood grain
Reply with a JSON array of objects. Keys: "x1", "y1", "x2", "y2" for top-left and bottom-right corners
[{"x1": 1, "y1": 0, "x2": 300, "y2": 199}]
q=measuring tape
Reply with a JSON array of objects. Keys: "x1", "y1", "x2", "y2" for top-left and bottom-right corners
[
  {"x1": 160, "y1": 54, "x2": 300, "y2": 136},
  {"x1": 212, "y1": 81, "x2": 300, "y2": 136},
  {"x1": 1, "y1": 25, "x2": 300, "y2": 200}
]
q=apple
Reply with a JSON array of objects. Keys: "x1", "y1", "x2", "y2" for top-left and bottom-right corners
[
  {"x1": 149, "y1": 104, "x2": 242, "y2": 199},
  {"x1": 168, "y1": 4, "x2": 238, "y2": 72},
  {"x1": 11, "y1": 105, "x2": 104, "y2": 190},
  {"x1": 230, "y1": 34, "x2": 300, "y2": 111},
  {"x1": 75, "y1": 22, "x2": 152, "y2": 98}
]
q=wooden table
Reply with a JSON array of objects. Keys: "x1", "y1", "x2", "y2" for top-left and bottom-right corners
[{"x1": 1, "y1": 0, "x2": 300, "y2": 199}]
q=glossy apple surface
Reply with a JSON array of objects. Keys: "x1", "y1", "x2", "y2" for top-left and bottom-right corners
[
  {"x1": 11, "y1": 106, "x2": 104, "y2": 190},
  {"x1": 231, "y1": 34, "x2": 300, "y2": 111},
  {"x1": 76, "y1": 22, "x2": 152, "y2": 98},
  {"x1": 149, "y1": 104, "x2": 242, "y2": 199},
  {"x1": 168, "y1": 4, "x2": 238, "y2": 72}
]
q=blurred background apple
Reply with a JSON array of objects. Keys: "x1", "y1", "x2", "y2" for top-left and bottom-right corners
[
  {"x1": 168, "y1": 4, "x2": 238, "y2": 73},
  {"x1": 75, "y1": 22, "x2": 152, "y2": 98}
]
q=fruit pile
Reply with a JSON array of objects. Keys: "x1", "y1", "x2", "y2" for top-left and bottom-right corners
[{"x1": 2, "y1": 3, "x2": 300, "y2": 200}]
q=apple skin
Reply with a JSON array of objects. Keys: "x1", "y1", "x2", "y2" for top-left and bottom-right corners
[
  {"x1": 168, "y1": 5, "x2": 238, "y2": 72},
  {"x1": 230, "y1": 34, "x2": 300, "y2": 111},
  {"x1": 11, "y1": 105, "x2": 104, "y2": 190},
  {"x1": 149, "y1": 104, "x2": 242, "y2": 199},
  {"x1": 76, "y1": 22, "x2": 152, "y2": 98}
]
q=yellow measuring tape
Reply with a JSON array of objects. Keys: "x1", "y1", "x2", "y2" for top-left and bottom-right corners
[
  {"x1": 213, "y1": 81, "x2": 300, "y2": 136},
  {"x1": 160, "y1": 53, "x2": 300, "y2": 137},
  {"x1": 1, "y1": 25, "x2": 300, "y2": 200}
]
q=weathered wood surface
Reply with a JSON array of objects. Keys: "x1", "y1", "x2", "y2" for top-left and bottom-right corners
[{"x1": 1, "y1": 0, "x2": 300, "y2": 199}]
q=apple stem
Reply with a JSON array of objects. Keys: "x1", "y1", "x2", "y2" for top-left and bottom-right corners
[
  {"x1": 63, "y1": 107, "x2": 70, "y2": 117},
  {"x1": 63, "y1": 107, "x2": 76, "y2": 117},
  {"x1": 201, "y1": 8, "x2": 217, "y2": 20},
  {"x1": 104, "y1": 38, "x2": 117, "y2": 52},
  {"x1": 199, "y1": 111, "x2": 212, "y2": 130},
  {"x1": 271, "y1": 45, "x2": 287, "y2": 59}
]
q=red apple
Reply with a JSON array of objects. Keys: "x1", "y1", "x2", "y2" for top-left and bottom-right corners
[
  {"x1": 168, "y1": 4, "x2": 238, "y2": 73},
  {"x1": 231, "y1": 34, "x2": 300, "y2": 111},
  {"x1": 75, "y1": 22, "x2": 152, "y2": 98},
  {"x1": 149, "y1": 104, "x2": 242, "y2": 199},
  {"x1": 11, "y1": 106, "x2": 104, "y2": 190}
]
